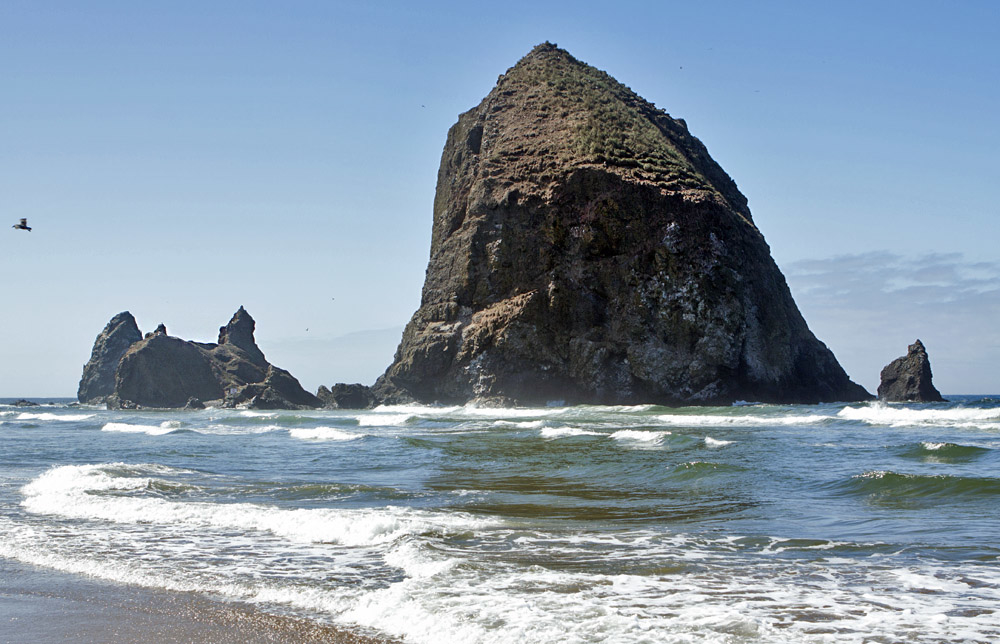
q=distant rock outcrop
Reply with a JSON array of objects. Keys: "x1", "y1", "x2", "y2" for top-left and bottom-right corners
[
  {"x1": 374, "y1": 43, "x2": 870, "y2": 406},
  {"x1": 878, "y1": 339, "x2": 945, "y2": 402},
  {"x1": 77, "y1": 312, "x2": 143, "y2": 404},
  {"x1": 316, "y1": 383, "x2": 378, "y2": 409},
  {"x1": 81, "y1": 307, "x2": 320, "y2": 410}
]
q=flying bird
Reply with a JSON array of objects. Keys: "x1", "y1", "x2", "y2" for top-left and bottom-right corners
[{"x1": 12, "y1": 218, "x2": 31, "y2": 231}]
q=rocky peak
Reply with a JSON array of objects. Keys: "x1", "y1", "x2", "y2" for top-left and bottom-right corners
[
  {"x1": 217, "y1": 306, "x2": 266, "y2": 365},
  {"x1": 91, "y1": 307, "x2": 318, "y2": 410},
  {"x1": 77, "y1": 311, "x2": 142, "y2": 403},
  {"x1": 878, "y1": 339, "x2": 945, "y2": 402},
  {"x1": 374, "y1": 44, "x2": 870, "y2": 406}
]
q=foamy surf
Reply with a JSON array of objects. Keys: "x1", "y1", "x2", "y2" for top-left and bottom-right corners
[
  {"x1": 356, "y1": 413, "x2": 413, "y2": 427},
  {"x1": 838, "y1": 403, "x2": 1000, "y2": 429},
  {"x1": 21, "y1": 463, "x2": 494, "y2": 547},
  {"x1": 289, "y1": 427, "x2": 366, "y2": 441},
  {"x1": 16, "y1": 412, "x2": 94, "y2": 422},
  {"x1": 538, "y1": 426, "x2": 602, "y2": 438},
  {"x1": 101, "y1": 421, "x2": 182, "y2": 436},
  {"x1": 610, "y1": 429, "x2": 672, "y2": 444},
  {"x1": 655, "y1": 413, "x2": 831, "y2": 427}
]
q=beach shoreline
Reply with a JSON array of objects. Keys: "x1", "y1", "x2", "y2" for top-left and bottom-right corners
[{"x1": 1, "y1": 557, "x2": 391, "y2": 644}]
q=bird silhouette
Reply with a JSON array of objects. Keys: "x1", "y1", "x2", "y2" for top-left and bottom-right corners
[{"x1": 12, "y1": 218, "x2": 31, "y2": 232}]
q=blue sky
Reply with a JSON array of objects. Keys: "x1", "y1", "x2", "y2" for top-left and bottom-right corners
[{"x1": 2, "y1": 1, "x2": 997, "y2": 396}]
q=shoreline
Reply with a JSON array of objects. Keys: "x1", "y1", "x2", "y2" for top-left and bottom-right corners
[{"x1": 1, "y1": 557, "x2": 393, "y2": 644}]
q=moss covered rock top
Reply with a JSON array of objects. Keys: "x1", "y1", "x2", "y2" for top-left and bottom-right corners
[{"x1": 472, "y1": 42, "x2": 751, "y2": 225}]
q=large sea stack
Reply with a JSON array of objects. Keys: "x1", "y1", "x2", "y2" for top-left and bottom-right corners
[
  {"x1": 878, "y1": 339, "x2": 945, "y2": 402},
  {"x1": 375, "y1": 43, "x2": 870, "y2": 406}
]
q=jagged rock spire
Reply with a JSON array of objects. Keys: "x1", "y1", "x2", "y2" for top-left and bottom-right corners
[
  {"x1": 218, "y1": 305, "x2": 266, "y2": 365},
  {"x1": 878, "y1": 339, "x2": 945, "y2": 402}
]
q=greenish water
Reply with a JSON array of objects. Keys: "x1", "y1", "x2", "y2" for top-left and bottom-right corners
[{"x1": 1, "y1": 397, "x2": 998, "y2": 642}]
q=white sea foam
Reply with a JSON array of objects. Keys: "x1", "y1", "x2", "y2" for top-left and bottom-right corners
[
  {"x1": 610, "y1": 429, "x2": 672, "y2": 444},
  {"x1": 16, "y1": 412, "x2": 95, "y2": 422},
  {"x1": 838, "y1": 403, "x2": 1000, "y2": 428},
  {"x1": 492, "y1": 419, "x2": 545, "y2": 429},
  {"x1": 655, "y1": 413, "x2": 830, "y2": 427},
  {"x1": 703, "y1": 436, "x2": 733, "y2": 448},
  {"x1": 336, "y1": 532, "x2": 1000, "y2": 644},
  {"x1": 357, "y1": 413, "x2": 413, "y2": 427},
  {"x1": 197, "y1": 424, "x2": 286, "y2": 436},
  {"x1": 3, "y1": 504, "x2": 999, "y2": 644},
  {"x1": 289, "y1": 427, "x2": 366, "y2": 441},
  {"x1": 101, "y1": 421, "x2": 181, "y2": 436},
  {"x1": 538, "y1": 426, "x2": 602, "y2": 438},
  {"x1": 21, "y1": 464, "x2": 492, "y2": 547},
  {"x1": 461, "y1": 406, "x2": 568, "y2": 419}
]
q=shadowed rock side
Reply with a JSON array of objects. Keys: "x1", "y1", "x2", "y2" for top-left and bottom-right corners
[
  {"x1": 374, "y1": 43, "x2": 870, "y2": 406},
  {"x1": 316, "y1": 383, "x2": 378, "y2": 409},
  {"x1": 87, "y1": 307, "x2": 320, "y2": 410},
  {"x1": 77, "y1": 312, "x2": 143, "y2": 404},
  {"x1": 878, "y1": 339, "x2": 945, "y2": 402}
]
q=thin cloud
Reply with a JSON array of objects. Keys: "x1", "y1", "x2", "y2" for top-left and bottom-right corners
[{"x1": 785, "y1": 252, "x2": 1000, "y2": 394}]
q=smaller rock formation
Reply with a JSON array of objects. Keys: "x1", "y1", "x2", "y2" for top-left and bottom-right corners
[
  {"x1": 11, "y1": 399, "x2": 39, "y2": 407},
  {"x1": 78, "y1": 312, "x2": 143, "y2": 404},
  {"x1": 82, "y1": 307, "x2": 320, "y2": 410},
  {"x1": 878, "y1": 339, "x2": 945, "y2": 402},
  {"x1": 316, "y1": 383, "x2": 378, "y2": 409}
]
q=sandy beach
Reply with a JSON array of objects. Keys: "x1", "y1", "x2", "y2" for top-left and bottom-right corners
[{"x1": 1, "y1": 558, "x2": 391, "y2": 644}]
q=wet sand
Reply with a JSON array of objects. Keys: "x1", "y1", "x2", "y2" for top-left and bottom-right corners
[{"x1": 1, "y1": 558, "x2": 392, "y2": 644}]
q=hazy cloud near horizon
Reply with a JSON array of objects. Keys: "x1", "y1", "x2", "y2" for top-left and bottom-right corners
[{"x1": 785, "y1": 252, "x2": 1000, "y2": 394}]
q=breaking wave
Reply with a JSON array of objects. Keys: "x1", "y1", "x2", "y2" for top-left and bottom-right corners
[{"x1": 838, "y1": 404, "x2": 1000, "y2": 429}]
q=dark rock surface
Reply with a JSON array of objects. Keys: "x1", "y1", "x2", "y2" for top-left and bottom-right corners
[
  {"x1": 77, "y1": 312, "x2": 143, "y2": 404},
  {"x1": 183, "y1": 397, "x2": 206, "y2": 410},
  {"x1": 316, "y1": 383, "x2": 378, "y2": 409},
  {"x1": 218, "y1": 306, "x2": 267, "y2": 366},
  {"x1": 374, "y1": 43, "x2": 870, "y2": 406},
  {"x1": 114, "y1": 334, "x2": 224, "y2": 408},
  {"x1": 94, "y1": 307, "x2": 319, "y2": 410},
  {"x1": 878, "y1": 339, "x2": 945, "y2": 402},
  {"x1": 225, "y1": 365, "x2": 322, "y2": 410},
  {"x1": 11, "y1": 399, "x2": 39, "y2": 407}
]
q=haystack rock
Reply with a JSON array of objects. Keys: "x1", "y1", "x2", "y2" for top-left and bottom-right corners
[
  {"x1": 77, "y1": 311, "x2": 143, "y2": 404},
  {"x1": 878, "y1": 339, "x2": 945, "y2": 402},
  {"x1": 87, "y1": 306, "x2": 320, "y2": 409},
  {"x1": 374, "y1": 43, "x2": 870, "y2": 406}
]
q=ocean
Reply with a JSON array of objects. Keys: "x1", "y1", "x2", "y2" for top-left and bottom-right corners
[{"x1": 1, "y1": 396, "x2": 998, "y2": 643}]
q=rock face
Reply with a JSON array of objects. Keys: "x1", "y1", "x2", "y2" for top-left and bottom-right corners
[
  {"x1": 374, "y1": 43, "x2": 870, "y2": 406},
  {"x1": 82, "y1": 307, "x2": 320, "y2": 409},
  {"x1": 316, "y1": 383, "x2": 378, "y2": 409},
  {"x1": 878, "y1": 339, "x2": 945, "y2": 402},
  {"x1": 77, "y1": 312, "x2": 143, "y2": 404},
  {"x1": 114, "y1": 333, "x2": 224, "y2": 407}
]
